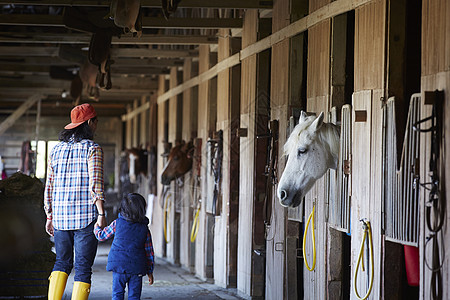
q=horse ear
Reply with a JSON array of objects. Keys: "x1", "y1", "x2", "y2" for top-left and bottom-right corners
[
  {"x1": 311, "y1": 112, "x2": 324, "y2": 132},
  {"x1": 299, "y1": 111, "x2": 308, "y2": 123}
]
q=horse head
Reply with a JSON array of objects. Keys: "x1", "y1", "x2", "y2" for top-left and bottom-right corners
[
  {"x1": 126, "y1": 147, "x2": 148, "y2": 183},
  {"x1": 161, "y1": 140, "x2": 194, "y2": 185},
  {"x1": 277, "y1": 111, "x2": 340, "y2": 208}
]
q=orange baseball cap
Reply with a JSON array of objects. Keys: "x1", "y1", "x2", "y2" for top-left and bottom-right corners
[{"x1": 64, "y1": 103, "x2": 97, "y2": 129}]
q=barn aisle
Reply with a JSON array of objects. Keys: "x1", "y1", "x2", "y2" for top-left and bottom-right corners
[{"x1": 62, "y1": 242, "x2": 244, "y2": 300}]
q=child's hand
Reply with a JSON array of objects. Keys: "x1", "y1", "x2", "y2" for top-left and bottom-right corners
[{"x1": 148, "y1": 273, "x2": 154, "y2": 285}]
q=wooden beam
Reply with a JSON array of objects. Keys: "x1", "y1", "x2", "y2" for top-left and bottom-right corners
[
  {"x1": 0, "y1": 57, "x2": 183, "y2": 67},
  {"x1": 0, "y1": 76, "x2": 158, "y2": 90},
  {"x1": 0, "y1": 14, "x2": 242, "y2": 29},
  {"x1": 121, "y1": 101, "x2": 150, "y2": 122},
  {"x1": 0, "y1": 89, "x2": 152, "y2": 101},
  {"x1": 0, "y1": 33, "x2": 218, "y2": 45},
  {"x1": 0, "y1": 64, "x2": 169, "y2": 75},
  {"x1": 157, "y1": 0, "x2": 373, "y2": 104},
  {"x1": 0, "y1": 46, "x2": 197, "y2": 58},
  {"x1": 157, "y1": 53, "x2": 239, "y2": 104},
  {"x1": 0, "y1": 94, "x2": 44, "y2": 135},
  {"x1": 0, "y1": 0, "x2": 272, "y2": 9}
]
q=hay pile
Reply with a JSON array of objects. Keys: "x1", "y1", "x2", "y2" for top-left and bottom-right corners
[{"x1": 0, "y1": 172, "x2": 55, "y2": 297}]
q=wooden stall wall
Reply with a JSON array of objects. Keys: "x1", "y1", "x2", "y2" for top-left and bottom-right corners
[
  {"x1": 351, "y1": 0, "x2": 386, "y2": 299},
  {"x1": 215, "y1": 28, "x2": 231, "y2": 287},
  {"x1": 195, "y1": 44, "x2": 217, "y2": 280},
  {"x1": 266, "y1": 0, "x2": 290, "y2": 298},
  {"x1": 420, "y1": 0, "x2": 450, "y2": 299},
  {"x1": 166, "y1": 67, "x2": 182, "y2": 265},
  {"x1": 152, "y1": 75, "x2": 168, "y2": 258},
  {"x1": 179, "y1": 58, "x2": 198, "y2": 271},
  {"x1": 237, "y1": 8, "x2": 258, "y2": 296},
  {"x1": 304, "y1": 18, "x2": 331, "y2": 300}
]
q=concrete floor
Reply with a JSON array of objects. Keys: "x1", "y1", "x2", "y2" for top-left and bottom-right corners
[{"x1": 62, "y1": 242, "x2": 245, "y2": 300}]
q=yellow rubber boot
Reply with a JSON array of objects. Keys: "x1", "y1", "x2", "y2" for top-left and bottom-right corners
[
  {"x1": 71, "y1": 281, "x2": 91, "y2": 300},
  {"x1": 48, "y1": 271, "x2": 68, "y2": 300}
]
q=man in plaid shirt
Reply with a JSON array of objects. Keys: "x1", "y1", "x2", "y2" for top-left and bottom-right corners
[{"x1": 44, "y1": 103, "x2": 106, "y2": 300}]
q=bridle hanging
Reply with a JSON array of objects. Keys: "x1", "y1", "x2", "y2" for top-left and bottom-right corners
[
  {"x1": 413, "y1": 90, "x2": 445, "y2": 300},
  {"x1": 258, "y1": 120, "x2": 279, "y2": 231}
]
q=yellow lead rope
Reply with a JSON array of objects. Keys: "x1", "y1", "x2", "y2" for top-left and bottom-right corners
[
  {"x1": 190, "y1": 206, "x2": 201, "y2": 243},
  {"x1": 303, "y1": 204, "x2": 316, "y2": 271},
  {"x1": 354, "y1": 220, "x2": 374, "y2": 300},
  {"x1": 163, "y1": 193, "x2": 172, "y2": 243}
]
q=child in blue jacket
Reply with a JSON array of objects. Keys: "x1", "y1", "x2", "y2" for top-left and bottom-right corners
[{"x1": 94, "y1": 193, "x2": 154, "y2": 300}]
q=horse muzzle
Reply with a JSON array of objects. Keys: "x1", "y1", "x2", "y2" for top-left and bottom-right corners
[
  {"x1": 278, "y1": 187, "x2": 303, "y2": 208},
  {"x1": 160, "y1": 175, "x2": 172, "y2": 186}
]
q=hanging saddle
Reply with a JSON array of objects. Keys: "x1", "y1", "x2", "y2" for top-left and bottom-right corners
[{"x1": 109, "y1": 0, "x2": 143, "y2": 37}]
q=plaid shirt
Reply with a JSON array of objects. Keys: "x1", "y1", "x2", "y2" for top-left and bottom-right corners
[
  {"x1": 44, "y1": 139, "x2": 104, "y2": 230},
  {"x1": 94, "y1": 220, "x2": 155, "y2": 274}
]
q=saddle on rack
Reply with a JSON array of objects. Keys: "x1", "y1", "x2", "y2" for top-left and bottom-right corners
[{"x1": 109, "y1": 0, "x2": 143, "y2": 37}]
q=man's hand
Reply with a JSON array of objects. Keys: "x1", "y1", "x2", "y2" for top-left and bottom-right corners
[
  {"x1": 148, "y1": 273, "x2": 154, "y2": 285},
  {"x1": 96, "y1": 215, "x2": 107, "y2": 229},
  {"x1": 45, "y1": 219, "x2": 54, "y2": 236}
]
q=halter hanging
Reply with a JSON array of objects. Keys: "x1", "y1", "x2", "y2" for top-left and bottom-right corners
[{"x1": 413, "y1": 90, "x2": 445, "y2": 300}]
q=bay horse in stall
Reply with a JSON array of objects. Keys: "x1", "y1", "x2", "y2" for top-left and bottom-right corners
[
  {"x1": 277, "y1": 111, "x2": 340, "y2": 207},
  {"x1": 161, "y1": 141, "x2": 194, "y2": 185}
]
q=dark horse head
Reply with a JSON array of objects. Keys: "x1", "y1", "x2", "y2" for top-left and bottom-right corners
[{"x1": 161, "y1": 140, "x2": 194, "y2": 185}]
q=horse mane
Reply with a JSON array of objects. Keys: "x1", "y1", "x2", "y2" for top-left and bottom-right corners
[{"x1": 283, "y1": 116, "x2": 340, "y2": 163}]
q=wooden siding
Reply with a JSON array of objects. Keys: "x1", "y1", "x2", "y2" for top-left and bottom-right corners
[
  {"x1": 351, "y1": 1, "x2": 386, "y2": 299},
  {"x1": 310, "y1": 0, "x2": 332, "y2": 13},
  {"x1": 237, "y1": 9, "x2": 258, "y2": 296},
  {"x1": 179, "y1": 58, "x2": 196, "y2": 271},
  {"x1": 354, "y1": 0, "x2": 386, "y2": 91},
  {"x1": 307, "y1": 21, "x2": 331, "y2": 100},
  {"x1": 267, "y1": 0, "x2": 290, "y2": 295},
  {"x1": 351, "y1": 89, "x2": 384, "y2": 300},
  {"x1": 422, "y1": 0, "x2": 450, "y2": 75},
  {"x1": 152, "y1": 75, "x2": 168, "y2": 258},
  {"x1": 214, "y1": 28, "x2": 231, "y2": 287}
]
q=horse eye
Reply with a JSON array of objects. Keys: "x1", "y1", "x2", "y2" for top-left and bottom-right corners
[
  {"x1": 173, "y1": 155, "x2": 180, "y2": 160},
  {"x1": 297, "y1": 148, "x2": 307, "y2": 156}
]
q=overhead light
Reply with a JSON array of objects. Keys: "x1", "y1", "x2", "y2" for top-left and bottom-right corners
[{"x1": 61, "y1": 90, "x2": 69, "y2": 98}]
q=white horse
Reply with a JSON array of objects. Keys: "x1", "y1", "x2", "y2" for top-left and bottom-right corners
[{"x1": 277, "y1": 111, "x2": 340, "y2": 207}]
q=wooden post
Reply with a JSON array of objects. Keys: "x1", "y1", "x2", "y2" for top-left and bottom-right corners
[
  {"x1": 125, "y1": 104, "x2": 132, "y2": 149},
  {"x1": 266, "y1": 0, "x2": 290, "y2": 298},
  {"x1": 214, "y1": 27, "x2": 241, "y2": 288},
  {"x1": 351, "y1": 1, "x2": 387, "y2": 299},
  {"x1": 237, "y1": 9, "x2": 270, "y2": 298},
  {"x1": 179, "y1": 58, "x2": 198, "y2": 271},
  {"x1": 151, "y1": 74, "x2": 169, "y2": 258},
  {"x1": 196, "y1": 44, "x2": 217, "y2": 280}
]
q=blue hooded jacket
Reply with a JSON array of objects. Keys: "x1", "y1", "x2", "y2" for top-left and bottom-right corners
[{"x1": 106, "y1": 214, "x2": 149, "y2": 275}]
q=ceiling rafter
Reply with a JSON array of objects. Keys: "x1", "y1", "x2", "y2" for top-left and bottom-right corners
[
  {"x1": 0, "y1": 14, "x2": 242, "y2": 29},
  {"x1": 0, "y1": 0, "x2": 272, "y2": 9},
  {"x1": 0, "y1": 32, "x2": 218, "y2": 45},
  {"x1": 0, "y1": 46, "x2": 198, "y2": 58}
]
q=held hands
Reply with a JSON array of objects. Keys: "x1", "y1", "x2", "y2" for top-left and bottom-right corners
[
  {"x1": 148, "y1": 273, "x2": 154, "y2": 285},
  {"x1": 45, "y1": 219, "x2": 54, "y2": 236},
  {"x1": 96, "y1": 215, "x2": 107, "y2": 229}
]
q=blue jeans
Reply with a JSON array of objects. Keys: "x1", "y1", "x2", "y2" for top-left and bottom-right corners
[
  {"x1": 53, "y1": 221, "x2": 98, "y2": 283},
  {"x1": 112, "y1": 272, "x2": 143, "y2": 300}
]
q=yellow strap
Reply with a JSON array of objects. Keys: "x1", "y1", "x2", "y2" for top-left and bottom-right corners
[
  {"x1": 163, "y1": 193, "x2": 172, "y2": 243},
  {"x1": 190, "y1": 206, "x2": 201, "y2": 243},
  {"x1": 354, "y1": 221, "x2": 374, "y2": 300},
  {"x1": 303, "y1": 204, "x2": 316, "y2": 271}
]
